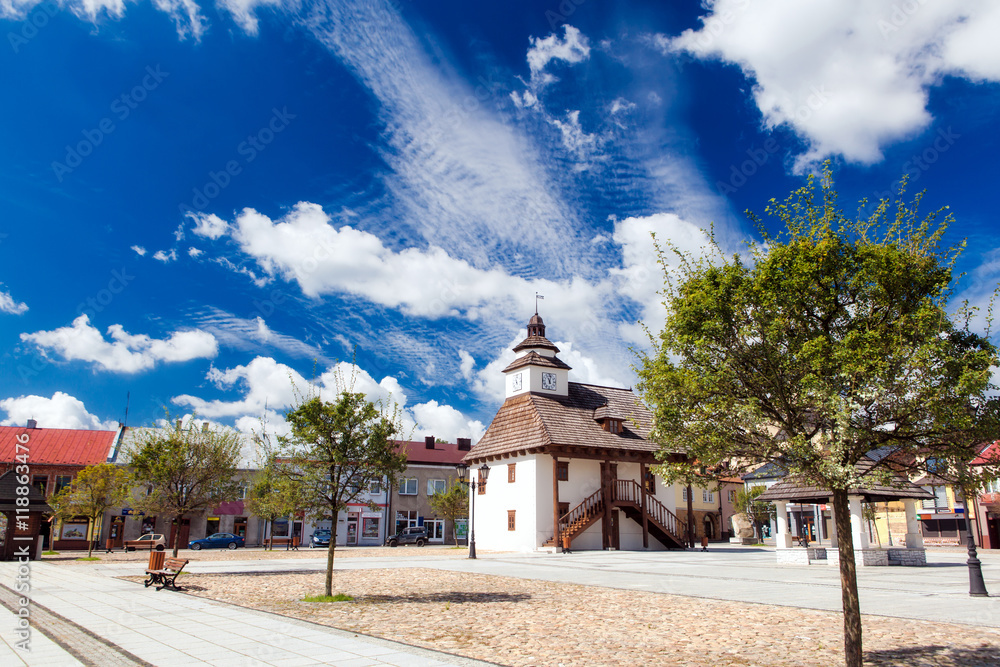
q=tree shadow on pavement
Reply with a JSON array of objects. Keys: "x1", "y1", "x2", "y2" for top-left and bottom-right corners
[
  {"x1": 865, "y1": 644, "x2": 1000, "y2": 666},
  {"x1": 359, "y1": 591, "x2": 531, "y2": 604}
]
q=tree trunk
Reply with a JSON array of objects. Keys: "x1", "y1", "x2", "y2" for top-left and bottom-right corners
[
  {"x1": 325, "y1": 533, "x2": 337, "y2": 597},
  {"x1": 831, "y1": 489, "x2": 863, "y2": 667},
  {"x1": 172, "y1": 514, "x2": 182, "y2": 557},
  {"x1": 87, "y1": 515, "x2": 96, "y2": 558}
]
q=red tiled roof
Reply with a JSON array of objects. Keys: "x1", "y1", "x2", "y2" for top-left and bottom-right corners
[
  {"x1": 972, "y1": 441, "x2": 1000, "y2": 466},
  {"x1": 0, "y1": 425, "x2": 121, "y2": 466},
  {"x1": 396, "y1": 440, "x2": 469, "y2": 466}
]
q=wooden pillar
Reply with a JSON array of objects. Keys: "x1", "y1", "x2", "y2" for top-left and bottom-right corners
[
  {"x1": 552, "y1": 456, "x2": 561, "y2": 552},
  {"x1": 640, "y1": 463, "x2": 649, "y2": 549},
  {"x1": 601, "y1": 461, "x2": 612, "y2": 550}
]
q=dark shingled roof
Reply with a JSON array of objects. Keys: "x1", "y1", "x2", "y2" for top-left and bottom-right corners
[
  {"x1": 512, "y1": 335, "x2": 560, "y2": 354},
  {"x1": 502, "y1": 351, "x2": 572, "y2": 373},
  {"x1": 464, "y1": 382, "x2": 659, "y2": 462},
  {"x1": 0, "y1": 469, "x2": 51, "y2": 512},
  {"x1": 757, "y1": 457, "x2": 933, "y2": 503}
]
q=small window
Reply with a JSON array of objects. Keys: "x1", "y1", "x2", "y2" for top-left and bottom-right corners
[
  {"x1": 508, "y1": 463, "x2": 516, "y2": 483},
  {"x1": 681, "y1": 486, "x2": 689, "y2": 502},
  {"x1": 55, "y1": 475, "x2": 72, "y2": 494},
  {"x1": 727, "y1": 489, "x2": 736, "y2": 503},
  {"x1": 478, "y1": 469, "x2": 487, "y2": 495},
  {"x1": 702, "y1": 489, "x2": 714, "y2": 503},
  {"x1": 370, "y1": 480, "x2": 381, "y2": 494},
  {"x1": 32, "y1": 475, "x2": 47, "y2": 496},
  {"x1": 645, "y1": 474, "x2": 656, "y2": 495},
  {"x1": 556, "y1": 461, "x2": 569, "y2": 482},
  {"x1": 237, "y1": 484, "x2": 248, "y2": 500},
  {"x1": 400, "y1": 478, "x2": 418, "y2": 495},
  {"x1": 507, "y1": 510, "x2": 516, "y2": 531},
  {"x1": 603, "y1": 419, "x2": 622, "y2": 434},
  {"x1": 427, "y1": 479, "x2": 446, "y2": 496}
]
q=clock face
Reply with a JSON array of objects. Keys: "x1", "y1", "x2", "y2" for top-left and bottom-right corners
[
  {"x1": 511, "y1": 373, "x2": 522, "y2": 391},
  {"x1": 542, "y1": 372, "x2": 557, "y2": 391}
]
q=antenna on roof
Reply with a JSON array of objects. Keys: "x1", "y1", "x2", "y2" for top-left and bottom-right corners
[
  {"x1": 123, "y1": 391, "x2": 130, "y2": 429},
  {"x1": 535, "y1": 292, "x2": 544, "y2": 314}
]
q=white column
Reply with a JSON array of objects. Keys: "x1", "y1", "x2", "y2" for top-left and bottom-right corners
[
  {"x1": 848, "y1": 495, "x2": 869, "y2": 551},
  {"x1": 827, "y1": 498, "x2": 838, "y2": 548},
  {"x1": 904, "y1": 498, "x2": 924, "y2": 549},
  {"x1": 775, "y1": 501, "x2": 793, "y2": 549}
]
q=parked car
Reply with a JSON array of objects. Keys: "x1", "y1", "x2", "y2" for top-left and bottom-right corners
[
  {"x1": 310, "y1": 529, "x2": 331, "y2": 548},
  {"x1": 385, "y1": 526, "x2": 428, "y2": 547},
  {"x1": 125, "y1": 533, "x2": 166, "y2": 551},
  {"x1": 188, "y1": 532, "x2": 245, "y2": 550}
]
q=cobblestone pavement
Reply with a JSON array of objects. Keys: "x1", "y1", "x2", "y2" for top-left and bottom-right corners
[{"x1": 170, "y1": 567, "x2": 1000, "y2": 667}]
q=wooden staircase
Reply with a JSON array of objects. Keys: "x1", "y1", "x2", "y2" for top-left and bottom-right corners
[{"x1": 544, "y1": 480, "x2": 687, "y2": 550}]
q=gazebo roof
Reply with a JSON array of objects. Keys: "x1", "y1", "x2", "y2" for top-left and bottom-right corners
[
  {"x1": 0, "y1": 470, "x2": 51, "y2": 512},
  {"x1": 757, "y1": 457, "x2": 933, "y2": 504}
]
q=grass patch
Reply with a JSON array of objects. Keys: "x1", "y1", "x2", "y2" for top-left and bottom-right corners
[
  {"x1": 42, "y1": 550, "x2": 59, "y2": 555},
  {"x1": 302, "y1": 593, "x2": 354, "y2": 603},
  {"x1": 76, "y1": 556, "x2": 101, "y2": 561}
]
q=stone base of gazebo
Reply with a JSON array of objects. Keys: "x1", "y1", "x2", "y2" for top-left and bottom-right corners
[{"x1": 826, "y1": 547, "x2": 926, "y2": 567}]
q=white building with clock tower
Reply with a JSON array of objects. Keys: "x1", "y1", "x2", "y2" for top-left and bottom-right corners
[{"x1": 462, "y1": 313, "x2": 689, "y2": 552}]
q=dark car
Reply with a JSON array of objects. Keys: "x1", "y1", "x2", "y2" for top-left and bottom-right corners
[
  {"x1": 188, "y1": 532, "x2": 245, "y2": 550},
  {"x1": 310, "y1": 529, "x2": 332, "y2": 548},
  {"x1": 385, "y1": 526, "x2": 428, "y2": 547}
]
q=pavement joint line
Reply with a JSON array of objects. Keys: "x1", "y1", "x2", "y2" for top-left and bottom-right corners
[
  {"x1": 0, "y1": 582, "x2": 151, "y2": 667},
  {"x1": 115, "y1": 576, "x2": 501, "y2": 667}
]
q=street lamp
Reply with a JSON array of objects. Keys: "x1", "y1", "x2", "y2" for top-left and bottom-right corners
[
  {"x1": 456, "y1": 462, "x2": 490, "y2": 559},
  {"x1": 961, "y1": 487, "x2": 989, "y2": 597}
]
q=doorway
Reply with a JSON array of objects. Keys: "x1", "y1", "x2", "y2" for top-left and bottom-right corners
[
  {"x1": 234, "y1": 517, "x2": 247, "y2": 540},
  {"x1": 109, "y1": 517, "x2": 125, "y2": 548},
  {"x1": 426, "y1": 519, "x2": 445, "y2": 543},
  {"x1": 347, "y1": 514, "x2": 359, "y2": 545},
  {"x1": 169, "y1": 518, "x2": 190, "y2": 550}
]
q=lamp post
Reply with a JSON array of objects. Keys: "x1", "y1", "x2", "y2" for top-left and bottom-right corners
[
  {"x1": 961, "y1": 487, "x2": 989, "y2": 597},
  {"x1": 456, "y1": 462, "x2": 490, "y2": 559}
]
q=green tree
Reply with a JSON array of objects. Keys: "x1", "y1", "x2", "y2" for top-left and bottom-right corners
[
  {"x1": 260, "y1": 390, "x2": 407, "y2": 597},
  {"x1": 428, "y1": 482, "x2": 469, "y2": 544},
  {"x1": 637, "y1": 167, "x2": 999, "y2": 667},
  {"x1": 733, "y1": 486, "x2": 774, "y2": 542},
  {"x1": 244, "y1": 464, "x2": 303, "y2": 550},
  {"x1": 126, "y1": 418, "x2": 244, "y2": 556},
  {"x1": 49, "y1": 463, "x2": 133, "y2": 557}
]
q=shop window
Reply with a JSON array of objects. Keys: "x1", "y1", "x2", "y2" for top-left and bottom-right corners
[
  {"x1": 396, "y1": 510, "x2": 418, "y2": 533},
  {"x1": 362, "y1": 517, "x2": 380, "y2": 538},
  {"x1": 206, "y1": 517, "x2": 220, "y2": 534},
  {"x1": 507, "y1": 510, "x2": 516, "y2": 531}
]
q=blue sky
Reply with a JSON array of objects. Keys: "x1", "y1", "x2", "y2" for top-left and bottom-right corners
[{"x1": 1, "y1": 0, "x2": 998, "y2": 445}]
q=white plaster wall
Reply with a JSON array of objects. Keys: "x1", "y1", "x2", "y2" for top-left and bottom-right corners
[{"x1": 472, "y1": 454, "x2": 538, "y2": 552}]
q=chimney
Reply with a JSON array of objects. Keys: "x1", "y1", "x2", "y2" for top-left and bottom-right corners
[
  {"x1": 425, "y1": 436, "x2": 435, "y2": 450},
  {"x1": 457, "y1": 438, "x2": 472, "y2": 451},
  {"x1": 175, "y1": 419, "x2": 182, "y2": 430},
  {"x1": 201, "y1": 422, "x2": 209, "y2": 433},
  {"x1": 26, "y1": 419, "x2": 37, "y2": 429}
]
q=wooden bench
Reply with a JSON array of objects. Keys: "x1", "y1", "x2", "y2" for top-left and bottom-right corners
[
  {"x1": 144, "y1": 557, "x2": 189, "y2": 591},
  {"x1": 263, "y1": 536, "x2": 298, "y2": 550}
]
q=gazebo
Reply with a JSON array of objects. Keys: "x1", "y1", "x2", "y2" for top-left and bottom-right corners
[
  {"x1": 757, "y1": 458, "x2": 933, "y2": 566},
  {"x1": 0, "y1": 470, "x2": 51, "y2": 561}
]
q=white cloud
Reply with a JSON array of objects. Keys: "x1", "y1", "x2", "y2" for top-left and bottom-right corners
[
  {"x1": 527, "y1": 25, "x2": 591, "y2": 82},
  {"x1": 224, "y1": 201, "x2": 606, "y2": 320},
  {"x1": 188, "y1": 211, "x2": 229, "y2": 240},
  {"x1": 153, "y1": 249, "x2": 177, "y2": 263},
  {"x1": 131, "y1": 245, "x2": 147, "y2": 256},
  {"x1": 0, "y1": 286, "x2": 28, "y2": 315},
  {"x1": 188, "y1": 247, "x2": 203, "y2": 258},
  {"x1": 21, "y1": 314, "x2": 218, "y2": 373},
  {"x1": 0, "y1": 391, "x2": 116, "y2": 430},
  {"x1": 667, "y1": 0, "x2": 1000, "y2": 169},
  {"x1": 172, "y1": 355, "x2": 484, "y2": 443},
  {"x1": 191, "y1": 308, "x2": 328, "y2": 361},
  {"x1": 550, "y1": 110, "x2": 599, "y2": 159},
  {"x1": 458, "y1": 349, "x2": 475, "y2": 380},
  {"x1": 0, "y1": 0, "x2": 205, "y2": 40},
  {"x1": 216, "y1": 0, "x2": 284, "y2": 36}
]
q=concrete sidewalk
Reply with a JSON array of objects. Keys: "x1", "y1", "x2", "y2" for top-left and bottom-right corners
[
  {"x1": 0, "y1": 561, "x2": 490, "y2": 667},
  {"x1": 87, "y1": 544, "x2": 1000, "y2": 628}
]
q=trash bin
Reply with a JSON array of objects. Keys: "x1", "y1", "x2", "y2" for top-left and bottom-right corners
[
  {"x1": 105, "y1": 538, "x2": 114, "y2": 553},
  {"x1": 148, "y1": 550, "x2": 165, "y2": 570}
]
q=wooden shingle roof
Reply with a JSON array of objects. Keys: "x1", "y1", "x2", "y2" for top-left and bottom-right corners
[
  {"x1": 464, "y1": 382, "x2": 661, "y2": 463},
  {"x1": 757, "y1": 457, "x2": 933, "y2": 503},
  {"x1": 502, "y1": 351, "x2": 572, "y2": 373},
  {"x1": 512, "y1": 335, "x2": 560, "y2": 354}
]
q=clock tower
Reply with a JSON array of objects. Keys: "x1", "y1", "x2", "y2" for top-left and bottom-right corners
[{"x1": 503, "y1": 312, "x2": 571, "y2": 399}]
